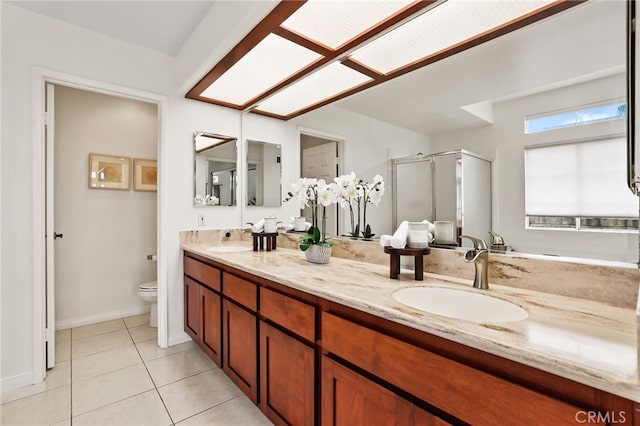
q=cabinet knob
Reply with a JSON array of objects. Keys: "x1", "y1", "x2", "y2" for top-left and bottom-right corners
[{"x1": 53, "y1": 232, "x2": 63, "y2": 239}]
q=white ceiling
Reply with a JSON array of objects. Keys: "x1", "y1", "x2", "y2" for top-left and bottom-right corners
[
  {"x1": 6, "y1": 1, "x2": 215, "y2": 56},
  {"x1": 5, "y1": 1, "x2": 625, "y2": 136}
]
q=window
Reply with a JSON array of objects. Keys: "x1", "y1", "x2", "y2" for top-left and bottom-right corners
[
  {"x1": 524, "y1": 136, "x2": 638, "y2": 231},
  {"x1": 525, "y1": 101, "x2": 627, "y2": 134}
]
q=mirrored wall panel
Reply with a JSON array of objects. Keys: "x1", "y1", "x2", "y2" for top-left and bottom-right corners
[
  {"x1": 194, "y1": 132, "x2": 237, "y2": 206},
  {"x1": 246, "y1": 139, "x2": 282, "y2": 207}
]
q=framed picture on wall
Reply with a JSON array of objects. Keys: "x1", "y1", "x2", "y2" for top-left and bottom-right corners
[
  {"x1": 133, "y1": 158, "x2": 158, "y2": 192},
  {"x1": 88, "y1": 153, "x2": 131, "y2": 190}
]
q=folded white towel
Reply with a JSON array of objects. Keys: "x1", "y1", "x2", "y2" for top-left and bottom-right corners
[
  {"x1": 390, "y1": 221, "x2": 409, "y2": 249},
  {"x1": 379, "y1": 235, "x2": 392, "y2": 247},
  {"x1": 251, "y1": 218, "x2": 265, "y2": 233},
  {"x1": 424, "y1": 220, "x2": 435, "y2": 234}
]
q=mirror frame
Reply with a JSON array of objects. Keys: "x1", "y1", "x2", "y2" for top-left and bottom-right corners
[{"x1": 193, "y1": 131, "x2": 238, "y2": 207}]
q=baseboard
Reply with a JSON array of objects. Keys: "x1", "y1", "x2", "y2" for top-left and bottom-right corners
[
  {"x1": 55, "y1": 305, "x2": 151, "y2": 330},
  {"x1": 0, "y1": 371, "x2": 34, "y2": 395}
]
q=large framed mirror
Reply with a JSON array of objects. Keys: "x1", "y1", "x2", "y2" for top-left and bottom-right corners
[
  {"x1": 194, "y1": 132, "x2": 238, "y2": 206},
  {"x1": 246, "y1": 139, "x2": 282, "y2": 207}
]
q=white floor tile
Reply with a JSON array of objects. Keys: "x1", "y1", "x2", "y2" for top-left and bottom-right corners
[
  {"x1": 72, "y1": 344, "x2": 142, "y2": 383},
  {"x1": 72, "y1": 390, "x2": 172, "y2": 426},
  {"x1": 128, "y1": 324, "x2": 157, "y2": 343},
  {"x1": 1, "y1": 361, "x2": 71, "y2": 404},
  {"x1": 0, "y1": 385, "x2": 70, "y2": 426},
  {"x1": 72, "y1": 364, "x2": 154, "y2": 416},
  {"x1": 56, "y1": 339, "x2": 71, "y2": 362},
  {"x1": 145, "y1": 347, "x2": 215, "y2": 387},
  {"x1": 158, "y1": 369, "x2": 242, "y2": 423},
  {"x1": 136, "y1": 339, "x2": 197, "y2": 362},
  {"x1": 72, "y1": 319, "x2": 126, "y2": 341},
  {"x1": 177, "y1": 395, "x2": 273, "y2": 426},
  {"x1": 124, "y1": 313, "x2": 150, "y2": 329},
  {"x1": 56, "y1": 329, "x2": 71, "y2": 344},
  {"x1": 72, "y1": 329, "x2": 133, "y2": 359}
]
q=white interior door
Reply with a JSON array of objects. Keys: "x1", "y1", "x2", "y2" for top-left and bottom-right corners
[
  {"x1": 45, "y1": 83, "x2": 56, "y2": 368},
  {"x1": 302, "y1": 142, "x2": 338, "y2": 235}
]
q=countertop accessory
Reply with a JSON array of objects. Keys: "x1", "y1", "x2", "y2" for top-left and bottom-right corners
[
  {"x1": 251, "y1": 232, "x2": 277, "y2": 251},
  {"x1": 384, "y1": 246, "x2": 431, "y2": 280},
  {"x1": 305, "y1": 244, "x2": 332, "y2": 264},
  {"x1": 407, "y1": 221, "x2": 430, "y2": 248}
]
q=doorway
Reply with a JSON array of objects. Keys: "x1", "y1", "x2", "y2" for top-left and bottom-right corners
[
  {"x1": 300, "y1": 131, "x2": 344, "y2": 237},
  {"x1": 32, "y1": 68, "x2": 168, "y2": 384}
]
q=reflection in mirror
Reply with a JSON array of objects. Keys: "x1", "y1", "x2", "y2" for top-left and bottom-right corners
[
  {"x1": 320, "y1": 1, "x2": 636, "y2": 263},
  {"x1": 246, "y1": 140, "x2": 282, "y2": 207},
  {"x1": 194, "y1": 132, "x2": 237, "y2": 206}
]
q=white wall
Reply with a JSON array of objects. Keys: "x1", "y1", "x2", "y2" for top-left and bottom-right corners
[
  {"x1": 430, "y1": 73, "x2": 636, "y2": 262},
  {"x1": 54, "y1": 85, "x2": 157, "y2": 327},
  {"x1": 0, "y1": 3, "x2": 248, "y2": 387}
]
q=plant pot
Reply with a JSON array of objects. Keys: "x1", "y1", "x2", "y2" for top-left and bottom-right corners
[{"x1": 304, "y1": 244, "x2": 332, "y2": 264}]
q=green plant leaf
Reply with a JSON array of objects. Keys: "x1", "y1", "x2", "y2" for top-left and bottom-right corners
[
  {"x1": 312, "y1": 226, "x2": 321, "y2": 243},
  {"x1": 299, "y1": 242, "x2": 311, "y2": 251}
]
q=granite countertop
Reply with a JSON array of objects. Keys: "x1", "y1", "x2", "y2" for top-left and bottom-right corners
[{"x1": 182, "y1": 242, "x2": 639, "y2": 402}]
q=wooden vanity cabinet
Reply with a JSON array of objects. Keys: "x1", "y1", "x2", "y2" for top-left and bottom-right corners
[
  {"x1": 222, "y1": 272, "x2": 258, "y2": 404},
  {"x1": 183, "y1": 257, "x2": 222, "y2": 366},
  {"x1": 183, "y1": 252, "x2": 633, "y2": 425},
  {"x1": 259, "y1": 287, "x2": 316, "y2": 426},
  {"x1": 321, "y1": 311, "x2": 603, "y2": 425},
  {"x1": 322, "y1": 356, "x2": 448, "y2": 426}
]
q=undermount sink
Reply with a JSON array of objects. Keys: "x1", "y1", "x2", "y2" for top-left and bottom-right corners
[
  {"x1": 206, "y1": 245, "x2": 252, "y2": 253},
  {"x1": 392, "y1": 286, "x2": 528, "y2": 323}
]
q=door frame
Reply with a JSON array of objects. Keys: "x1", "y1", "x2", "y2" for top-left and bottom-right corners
[
  {"x1": 31, "y1": 67, "x2": 169, "y2": 383},
  {"x1": 298, "y1": 127, "x2": 345, "y2": 236}
]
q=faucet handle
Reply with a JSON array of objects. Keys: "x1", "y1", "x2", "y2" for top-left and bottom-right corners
[{"x1": 460, "y1": 235, "x2": 488, "y2": 250}]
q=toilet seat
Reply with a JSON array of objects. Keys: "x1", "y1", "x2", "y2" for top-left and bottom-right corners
[{"x1": 138, "y1": 281, "x2": 157, "y2": 291}]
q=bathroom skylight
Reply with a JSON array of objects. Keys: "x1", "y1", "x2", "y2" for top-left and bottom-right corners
[
  {"x1": 351, "y1": 0, "x2": 557, "y2": 74},
  {"x1": 280, "y1": 0, "x2": 415, "y2": 50},
  {"x1": 254, "y1": 62, "x2": 373, "y2": 117},
  {"x1": 199, "y1": 34, "x2": 322, "y2": 107},
  {"x1": 187, "y1": 0, "x2": 580, "y2": 120}
]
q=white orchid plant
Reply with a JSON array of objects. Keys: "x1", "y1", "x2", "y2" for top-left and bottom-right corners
[
  {"x1": 332, "y1": 173, "x2": 384, "y2": 239},
  {"x1": 284, "y1": 178, "x2": 336, "y2": 251}
]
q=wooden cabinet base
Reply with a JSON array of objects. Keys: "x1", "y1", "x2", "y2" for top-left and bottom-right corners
[
  {"x1": 223, "y1": 299, "x2": 258, "y2": 403},
  {"x1": 260, "y1": 321, "x2": 315, "y2": 426}
]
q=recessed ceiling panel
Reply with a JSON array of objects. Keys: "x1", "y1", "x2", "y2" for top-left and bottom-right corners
[
  {"x1": 281, "y1": 0, "x2": 415, "y2": 50},
  {"x1": 200, "y1": 33, "x2": 322, "y2": 106},
  {"x1": 351, "y1": 0, "x2": 556, "y2": 74},
  {"x1": 255, "y1": 62, "x2": 373, "y2": 117}
]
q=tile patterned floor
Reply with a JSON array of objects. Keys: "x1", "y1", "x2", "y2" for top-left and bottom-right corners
[{"x1": 1, "y1": 314, "x2": 273, "y2": 426}]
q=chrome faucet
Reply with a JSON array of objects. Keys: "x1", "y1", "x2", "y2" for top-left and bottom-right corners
[{"x1": 461, "y1": 235, "x2": 489, "y2": 290}]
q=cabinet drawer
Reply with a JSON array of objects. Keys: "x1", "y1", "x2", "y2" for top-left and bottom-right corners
[
  {"x1": 223, "y1": 272, "x2": 257, "y2": 311},
  {"x1": 260, "y1": 288, "x2": 315, "y2": 342},
  {"x1": 184, "y1": 256, "x2": 221, "y2": 291},
  {"x1": 321, "y1": 312, "x2": 594, "y2": 426}
]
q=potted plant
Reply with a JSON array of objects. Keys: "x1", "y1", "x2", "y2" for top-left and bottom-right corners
[
  {"x1": 332, "y1": 173, "x2": 385, "y2": 239},
  {"x1": 285, "y1": 178, "x2": 336, "y2": 263}
]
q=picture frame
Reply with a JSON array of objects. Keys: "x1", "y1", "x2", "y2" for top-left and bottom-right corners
[
  {"x1": 133, "y1": 158, "x2": 158, "y2": 192},
  {"x1": 88, "y1": 153, "x2": 131, "y2": 190}
]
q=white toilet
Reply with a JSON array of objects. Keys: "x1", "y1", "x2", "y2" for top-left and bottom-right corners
[{"x1": 137, "y1": 281, "x2": 158, "y2": 327}]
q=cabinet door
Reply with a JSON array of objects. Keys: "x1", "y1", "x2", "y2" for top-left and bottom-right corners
[
  {"x1": 322, "y1": 356, "x2": 412, "y2": 426},
  {"x1": 184, "y1": 277, "x2": 201, "y2": 342},
  {"x1": 201, "y1": 286, "x2": 222, "y2": 367},
  {"x1": 223, "y1": 299, "x2": 258, "y2": 403},
  {"x1": 260, "y1": 321, "x2": 314, "y2": 426}
]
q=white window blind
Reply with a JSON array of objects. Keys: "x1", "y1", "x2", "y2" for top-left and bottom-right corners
[{"x1": 524, "y1": 137, "x2": 638, "y2": 217}]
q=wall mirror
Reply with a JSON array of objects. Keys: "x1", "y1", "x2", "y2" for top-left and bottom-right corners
[
  {"x1": 246, "y1": 139, "x2": 282, "y2": 207},
  {"x1": 300, "y1": 1, "x2": 637, "y2": 263},
  {"x1": 194, "y1": 132, "x2": 237, "y2": 206}
]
